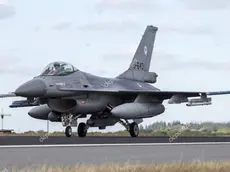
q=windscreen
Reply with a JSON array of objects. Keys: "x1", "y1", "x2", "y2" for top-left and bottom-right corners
[{"x1": 40, "y1": 62, "x2": 78, "y2": 76}]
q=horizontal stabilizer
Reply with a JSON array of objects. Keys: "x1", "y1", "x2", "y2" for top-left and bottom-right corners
[{"x1": 0, "y1": 93, "x2": 17, "y2": 98}]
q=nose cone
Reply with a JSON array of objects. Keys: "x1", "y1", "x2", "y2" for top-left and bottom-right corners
[{"x1": 15, "y1": 79, "x2": 47, "y2": 97}]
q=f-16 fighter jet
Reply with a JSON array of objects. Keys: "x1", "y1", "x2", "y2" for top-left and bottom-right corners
[{"x1": 1, "y1": 25, "x2": 230, "y2": 137}]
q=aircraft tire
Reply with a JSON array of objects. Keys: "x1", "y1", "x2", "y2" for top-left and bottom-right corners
[
  {"x1": 65, "y1": 126, "x2": 72, "y2": 137},
  {"x1": 78, "y1": 123, "x2": 87, "y2": 137},
  {"x1": 129, "y1": 122, "x2": 139, "y2": 137}
]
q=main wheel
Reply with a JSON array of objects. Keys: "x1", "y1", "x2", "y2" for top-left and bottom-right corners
[
  {"x1": 129, "y1": 122, "x2": 139, "y2": 137},
  {"x1": 65, "y1": 126, "x2": 72, "y2": 137},
  {"x1": 78, "y1": 123, "x2": 87, "y2": 137}
]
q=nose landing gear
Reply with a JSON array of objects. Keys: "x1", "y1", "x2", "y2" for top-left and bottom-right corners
[{"x1": 62, "y1": 114, "x2": 80, "y2": 138}]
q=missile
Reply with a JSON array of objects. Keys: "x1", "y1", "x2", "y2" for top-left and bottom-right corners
[
  {"x1": 186, "y1": 101, "x2": 212, "y2": 107},
  {"x1": 189, "y1": 97, "x2": 211, "y2": 103},
  {"x1": 9, "y1": 99, "x2": 39, "y2": 108},
  {"x1": 186, "y1": 97, "x2": 212, "y2": 107}
]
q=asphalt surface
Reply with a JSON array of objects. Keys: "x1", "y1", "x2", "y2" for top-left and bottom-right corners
[
  {"x1": 1, "y1": 136, "x2": 230, "y2": 145},
  {"x1": 1, "y1": 143, "x2": 230, "y2": 170}
]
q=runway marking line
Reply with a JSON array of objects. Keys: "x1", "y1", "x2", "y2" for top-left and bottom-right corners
[{"x1": 1, "y1": 142, "x2": 230, "y2": 148}]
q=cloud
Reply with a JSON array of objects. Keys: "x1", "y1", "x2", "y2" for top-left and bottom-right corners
[
  {"x1": 95, "y1": 0, "x2": 230, "y2": 14},
  {"x1": 180, "y1": 0, "x2": 230, "y2": 11},
  {"x1": 182, "y1": 61, "x2": 230, "y2": 70},
  {"x1": 0, "y1": 4, "x2": 15, "y2": 20},
  {"x1": 102, "y1": 52, "x2": 132, "y2": 61},
  {"x1": 0, "y1": 66, "x2": 37, "y2": 76},
  {"x1": 160, "y1": 25, "x2": 214, "y2": 35},
  {"x1": 34, "y1": 26, "x2": 40, "y2": 31},
  {"x1": 77, "y1": 20, "x2": 140, "y2": 32},
  {"x1": 95, "y1": 0, "x2": 161, "y2": 14},
  {"x1": 1, "y1": 55, "x2": 19, "y2": 65},
  {"x1": 100, "y1": 51, "x2": 179, "y2": 70},
  {"x1": 0, "y1": 55, "x2": 39, "y2": 76},
  {"x1": 79, "y1": 22, "x2": 214, "y2": 38},
  {"x1": 160, "y1": 59, "x2": 230, "y2": 71},
  {"x1": 100, "y1": 50, "x2": 230, "y2": 71},
  {"x1": 52, "y1": 22, "x2": 72, "y2": 31}
]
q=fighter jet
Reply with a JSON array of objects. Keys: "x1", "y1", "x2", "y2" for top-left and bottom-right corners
[{"x1": 1, "y1": 25, "x2": 230, "y2": 137}]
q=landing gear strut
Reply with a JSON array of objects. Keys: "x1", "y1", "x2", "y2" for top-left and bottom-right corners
[
  {"x1": 78, "y1": 122, "x2": 88, "y2": 137},
  {"x1": 119, "y1": 120, "x2": 139, "y2": 137}
]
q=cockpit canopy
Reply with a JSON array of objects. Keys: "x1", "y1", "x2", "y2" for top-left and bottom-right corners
[{"x1": 40, "y1": 61, "x2": 78, "y2": 76}]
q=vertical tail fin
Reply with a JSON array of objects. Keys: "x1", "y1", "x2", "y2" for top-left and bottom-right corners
[
  {"x1": 117, "y1": 25, "x2": 158, "y2": 82},
  {"x1": 129, "y1": 25, "x2": 158, "y2": 72}
]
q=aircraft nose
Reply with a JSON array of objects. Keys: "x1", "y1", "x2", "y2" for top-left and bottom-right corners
[{"x1": 15, "y1": 79, "x2": 47, "y2": 97}]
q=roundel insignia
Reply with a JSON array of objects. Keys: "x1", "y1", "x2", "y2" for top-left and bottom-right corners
[{"x1": 144, "y1": 46, "x2": 148, "y2": 56}]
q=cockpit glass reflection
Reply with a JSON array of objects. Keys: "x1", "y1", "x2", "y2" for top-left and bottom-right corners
[{"x1": 40, "y1": 62, "x2": 78, "y2": 76}]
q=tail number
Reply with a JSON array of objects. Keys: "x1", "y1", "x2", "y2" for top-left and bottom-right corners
[{"x1": 133, "y1": 61, "x2": 144, "y2": 70}]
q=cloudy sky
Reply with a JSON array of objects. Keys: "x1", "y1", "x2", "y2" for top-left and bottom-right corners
[{"x1": 1, "y1": 0, "x2": 230, "y2": 133}]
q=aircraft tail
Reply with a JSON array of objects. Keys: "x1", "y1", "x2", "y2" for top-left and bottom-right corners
[{"x1": 117, "y1": 25, "x2": 158, "y2": 83}]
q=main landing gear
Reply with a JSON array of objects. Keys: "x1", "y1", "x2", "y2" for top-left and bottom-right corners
[
  {"x1": 129, "y1": 122, "x2": 139, "y2": 137},
  {"x1": 78, "y1": 122, "x2": 88, "y2": 137},
  {"x1": 119, "y1": 120, "x2": 139, "y2": 137}
]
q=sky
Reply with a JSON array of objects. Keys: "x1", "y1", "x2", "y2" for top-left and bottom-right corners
[{"x1": 1, "y1": 0, "x2": 230, "y2": 133}]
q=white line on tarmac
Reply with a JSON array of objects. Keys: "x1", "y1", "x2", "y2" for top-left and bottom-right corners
[{"x1": 0, "y1": 142, "x2": 230, "y2": 148}]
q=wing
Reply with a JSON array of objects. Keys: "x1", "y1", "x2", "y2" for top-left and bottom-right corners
[
  {"x1": 206, "y1": 91, "x2": 230, "y2": 96},
  {"x1": 0, "y1": 93, "x2": 40, "y2": 108},
  {"x1": 58, "y1": 87, "x2": 230, "y2": 98},
  {"x1": 58, "y1": 87, "x2": 230, "y2": 106}
]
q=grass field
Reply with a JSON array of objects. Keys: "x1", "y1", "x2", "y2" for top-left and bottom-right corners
[{"x1": 7, "y1": 161, "x2": 230, "y2": 172}]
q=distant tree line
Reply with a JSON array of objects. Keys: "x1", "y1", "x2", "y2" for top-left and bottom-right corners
[
  {"x1": 139, "y1": 121, "x2": 230, "y2": 134},
  {"x1": 3, "y1": 121, "x2": 230, "y2": 136}
]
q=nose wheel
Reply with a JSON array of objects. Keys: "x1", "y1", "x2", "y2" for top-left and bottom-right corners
[{"x1": 65, "y1": 126, "x2": 72, "y2": 137}]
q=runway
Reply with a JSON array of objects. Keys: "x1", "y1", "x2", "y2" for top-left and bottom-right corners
[
  {"x1": 1, "y1": 136, "x2": 230, "y2": 170},
  {"x1": 1, "y1": 136, "x2": 230, "y2": 145},
  {"x1": 1, "y1": 142, "x2": 230, "y2": 170}
]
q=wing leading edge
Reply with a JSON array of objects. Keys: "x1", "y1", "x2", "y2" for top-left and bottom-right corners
[
  {"x1": 58, "y1": 87, "x2": 230, "y2": 98},
  {"x1": 0, "y1": 93, "x2": 40, "y2": 108},
  {"x1": 0, "y1": 93, "x2": 17, "y2": 98},
  {"x1": 59, "y1": 87, "x2": 230, "y2": 106},
  {"x1": 2, "y1": 88, "x2": 230, "y2": 99}
]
